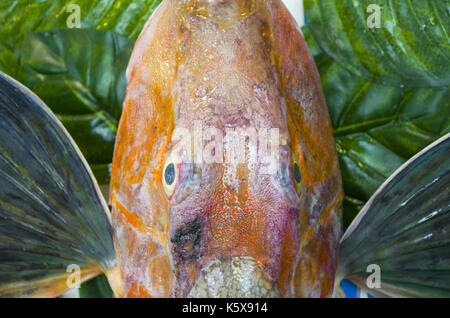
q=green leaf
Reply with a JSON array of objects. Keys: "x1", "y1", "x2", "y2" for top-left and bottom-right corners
[
  {"x1": 13, "y1": 29, "x2": 134, "y2": 184},
  {"x1": 79, "y1": 274, "x2": 113, "y2": 298},
  {"x1": 0, "y1": 0, "x2": 161, "y2": 43},
  {"x1": 303, "y1": 25, "x2": 450, "y2": 225},
  {"x1": 304, "y1": 0, "x2": 450, "y2": 87},
  {"x1": 0, "y1": 42, "x2": 20, "y2": 75},
  {"x1": 0, "y1": 0, "x2": 161, "y2": 74}
]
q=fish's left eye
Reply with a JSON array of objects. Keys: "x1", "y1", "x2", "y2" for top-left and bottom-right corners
[
  {"x1": 165, "y1": 163, "x2": 176, "y2": 185},
  {"x1": 163, "y1": 161, "x2": 178, "y2": 197}
]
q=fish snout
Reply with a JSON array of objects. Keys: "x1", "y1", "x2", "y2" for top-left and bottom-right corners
[{"x1": 187, "y1": 257, "x2": 281, "y2": 298}]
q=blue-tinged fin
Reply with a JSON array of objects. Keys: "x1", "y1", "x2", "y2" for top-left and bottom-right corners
[
  {"x1": 338, "y1": 133, "x2": 450, "y2": 297},
  {"x1": 0, "y1": 72, "x2": 116, "y2": 297}
]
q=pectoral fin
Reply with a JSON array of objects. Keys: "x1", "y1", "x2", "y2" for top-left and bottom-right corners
[
  {"x1": 0, "y1": 73, "x2": 117, "y2": 297},
  {"x1": 338, "y1": 133, "x2": 450, "y2": 297}
]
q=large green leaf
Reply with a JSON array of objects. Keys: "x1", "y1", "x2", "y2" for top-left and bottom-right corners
[
  {"x1": 304, "y1": 0, "x2": 450, "y2": 87},
  {"x1": 0, "y1": 0, "x2": 161, "y2": 43},
  {"x1": 303, "y1": 25, "x2": 450, "y2": 225},
  {"x1": 0, "y1": 0, "x2": 161, "y2": 74},
  {"x1": 13, "y1": 29, "x2": 134, "y2": 184}
]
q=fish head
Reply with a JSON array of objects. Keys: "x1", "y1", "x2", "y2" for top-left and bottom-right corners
[
  {"x1": 110, "y1": 0, "x2": 343, "y2": 298},
  {"x1": 160, "y1": 99, "x2": 301, "y2": 298}
]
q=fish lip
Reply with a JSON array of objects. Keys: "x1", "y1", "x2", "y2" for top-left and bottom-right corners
[{"x1": 187, "y1": 256, "x2": 281, "y2": 298}]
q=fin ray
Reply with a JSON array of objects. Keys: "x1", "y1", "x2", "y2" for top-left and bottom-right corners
[
  {"x1": 339, "y1": 133, "x2": 450, "y2": 297},
  {"x1": 0, "y1": 72, "x2": 116, "y2": 297}
]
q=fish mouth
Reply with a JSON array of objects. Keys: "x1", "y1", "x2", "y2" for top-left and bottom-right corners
[{"x1": 187, "y1": 257, "x2": 281, "y2": 298}]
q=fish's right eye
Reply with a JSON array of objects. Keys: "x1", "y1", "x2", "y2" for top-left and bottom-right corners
[{"x1": 293, "y1": 162, "x2": 301, "y2": 184}]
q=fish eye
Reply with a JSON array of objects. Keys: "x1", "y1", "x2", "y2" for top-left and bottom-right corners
[
  {"x1": 163, "y1": 161, "x2": 178, "y2": 197},
  {"x1": 165, "y1": 163, "x2": 175, "y2": 185},
  {"x1": 294, "y1": 162, "x2": 301, "y2": 184}
]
